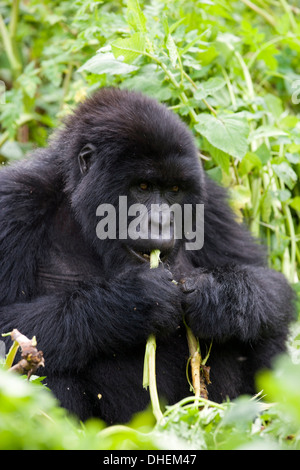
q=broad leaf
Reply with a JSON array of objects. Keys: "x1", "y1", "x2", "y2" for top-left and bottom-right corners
[
  {"x1": 112, "y1": 33, "x2": 146, "y2": 63},
  {"x1": 195, "y1": 113, "x2": 249, "y2": 159},
  {"x1": 79, "y1": 50, "x2": 138, "y2": 75},
  {"x1": 194, "y1": 77, "x2": 226, "y2": 100},
  {"x1": 249, "y1": 125, "x2": 287, "y2": 142},
  {"x1": 126, "y1": 0, "x2": 147, "y2": 33},
  {"x1": 289, "y1": 196, "x2": 300, "y2": 212},
  {"x1": 272, "y1": 162, "x2": 298, "y2": 190}
]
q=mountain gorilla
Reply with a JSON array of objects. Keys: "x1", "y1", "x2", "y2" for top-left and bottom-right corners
[{"x1": 0, "y1": 88, "x2": 295, "y2": 423}]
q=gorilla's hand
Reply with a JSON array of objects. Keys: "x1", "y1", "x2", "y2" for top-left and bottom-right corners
[
  {"x1": 180, "y1": 265, "x2": 295, "y2": 343},
  {"x1": 179, "y1": 270, "x2": 212, "y2": 338},
  {"x1": 121, "y1": 264, "x2": 183, "y2": 337},
  {"x1": 180, "y1": 271, "x2": 208, "y2": 294}
]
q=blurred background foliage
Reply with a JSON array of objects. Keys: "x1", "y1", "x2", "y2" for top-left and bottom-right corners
[{"x1": 0, "y1": 0, "x2": 300, "y2": 450}]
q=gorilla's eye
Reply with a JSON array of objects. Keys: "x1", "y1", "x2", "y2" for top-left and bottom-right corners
[
  {"x1": 172, "y1": 185, "x2": 179, "y2": 192},
  {"x1": 139, "y1": 182, "x2": 149, "y2": 191}
]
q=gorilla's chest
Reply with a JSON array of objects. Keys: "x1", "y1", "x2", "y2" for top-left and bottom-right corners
[{"x1": 37, "y1": 205, "x2": 103, "y2": 292}]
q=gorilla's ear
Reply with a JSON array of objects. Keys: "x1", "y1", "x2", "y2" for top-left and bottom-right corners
[{"x1": 78, "y1": 143, "x2": 96, "y2": 175}]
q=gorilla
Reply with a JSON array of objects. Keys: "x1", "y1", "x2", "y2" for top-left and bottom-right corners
[{"x1": 0, "y1": 88, "x2": 295, "y2": 424}]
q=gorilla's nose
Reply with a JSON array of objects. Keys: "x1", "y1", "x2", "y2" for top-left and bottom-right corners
[{"x1": 148, "y1": 205, "x2": 175, "y2": 244}]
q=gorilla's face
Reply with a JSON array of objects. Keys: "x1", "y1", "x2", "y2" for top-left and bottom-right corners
[
  {"x1": 119, "y1": 152, "x2": 202, "y2": 265},
  {"x1": 64, "y1": 89, "x2": 204, "y2": 266}
]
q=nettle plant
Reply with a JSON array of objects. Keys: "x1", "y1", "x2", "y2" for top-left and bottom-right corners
[
  {"x1": 78, "y1": 0, "x2": 300, "y2": 284},
  {"x1": 0, "y1": 0, "x2": 299, "y2": 451},
  {"x1": 1, "y1": 0, "x2": 299, "y2": 283}
]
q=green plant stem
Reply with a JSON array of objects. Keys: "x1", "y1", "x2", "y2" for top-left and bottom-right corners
[
  {"x1": 0, "y1": 13, "x2": 21, "y2": 77},
  {"x1": 163, "y1": 396, "x2": 226, "y2": 416},
  {"x1": 59, "y1": 62, "x2": 73, "y2": 111},
  {"x1": 181, "y1": 69, "x2": 217, "y2": 116},
  {"x1": 248, "y1": 36, "x2": 285, "y2": 70},
  {"x1": 250, "y1": 176, "x2": 262, "y2": 237},
  {"x1": 240, "y1": 0, "x2": 276, "y2": 28},
  {"x1": 234, "y1": 51, "x2": 255, "y2": 101},
  {"x1": 143, "y1": 334, "x2": 163, "y2": 423},
  {"x1": 143, "y1": 251, "x2": 163, "y2": 423},
  {"x1": 143, "y1": 51, "x2": 199, "y2": 122},
  {"x1": 281, "y1": 182, "x2": 297, "y2": 283},
  {"x1": 158, "y1": 60, "x2": 198, "y2": 123},
  {"x1": 9, "y1": 0, "x2": 20, "y2": 38},
  {"x1": 98, "y1": 424, "x2": 145, "y2": 439},
  {"x1": 279, "y1": 0, "x2": 297, "y2": 33},
  {"x1": 221, "y1": 67, "x2": 237, "y2": 111}
]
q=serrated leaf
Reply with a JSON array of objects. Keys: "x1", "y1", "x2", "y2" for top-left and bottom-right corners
[
  {"x1": 272, "y1": 162, "x2": 297, "y2": 190},
  {"x1": 78, "y1": 51, "x2": 138, "y2": 75},
  {"x1": 112, "y1": 33, "x2": 146, "y2": 63},
  {"x1": 121, "y1": 64, "x2": 172, "y2": 101},
  {"x1": 249, "y1": 125, "x2": 287, "y2": 142},
  {"x1": 194, "y1": 77, "x2": 226, "y2": 100},
  {"x1": 166, "y1": 34, "x2": 178, "y2": 67},
  {"x1": 126, "y1": 0, "x2": 147, "y2": 33},
  {"x1": 203, "y1": 138, "x2": 230, "y2": 173},
  {"x1": 195, "y1": 113, "x2": 249, "y2": 159}
]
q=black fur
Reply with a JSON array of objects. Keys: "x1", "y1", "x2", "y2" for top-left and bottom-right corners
[{"x1": 0, "y1": 88, "x2": 295, "y2": 423}]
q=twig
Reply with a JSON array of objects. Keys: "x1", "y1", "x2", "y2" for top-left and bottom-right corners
[
  {"x1": 2, "y1": 329, "x2": 44, "y2": 379},
  {"x1": 185, "y1": 323, "x2": 201, "y2": 400}
]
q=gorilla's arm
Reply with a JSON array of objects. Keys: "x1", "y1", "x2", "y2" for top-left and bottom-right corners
[
  {"x1": 0, "y1": 268, "x2": 181, "y2": 373},
  {"x1": 182, "y1": 264, "x2": 295, "y2": 342},
  {"x1": 183, "y1": 177, "x2": 296, "y2": 343}
]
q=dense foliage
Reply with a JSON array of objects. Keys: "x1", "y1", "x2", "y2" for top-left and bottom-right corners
[{"x1": 0, "y1": 0, "x2": 299, "y2": 450}]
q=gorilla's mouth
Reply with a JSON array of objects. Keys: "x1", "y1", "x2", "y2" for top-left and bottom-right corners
[{"x1": 126, "y1": 246, "x2": 168, "y2": 264}]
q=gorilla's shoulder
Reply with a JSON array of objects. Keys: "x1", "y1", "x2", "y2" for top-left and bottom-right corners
[{"x1": 0, "y1": 149, "x2": 62, "y2": 218}]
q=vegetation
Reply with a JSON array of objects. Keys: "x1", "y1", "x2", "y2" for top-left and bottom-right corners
[{"x1": 0, "y1": 0, "x2": 299, "y2": 450}]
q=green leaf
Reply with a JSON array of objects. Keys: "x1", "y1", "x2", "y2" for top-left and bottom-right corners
[
  {"x1": 78, "y1": 50, "x2": 138, "y2": 75},
  {"x1": 166, "y1": 34, "x2": 178, "y2": 67},
  {"x1": 0, "y1": 140, "x2": 24, "y2": 161},
  {"x1": 194, "y1": 77, "x2": 226, "y2": 100},
  {"x1": 256, "y1": 143, "x2": 271, "y2": 165},
  {"x1": 126, "y1": 0, "x2": 147, "y2": 33},
  {"x1": 272, "y1": 162, "x2": 298, "y2": 190},
  {"x1": 239, "y1": 151, "x2": 262, "y2": 175},
  {"x1": 206, "y1": 167, "x2": 223, "y2": 183},
  {"x1": 195, "y1": 113, "x2": 249, "y2": 159},
  {"x1": 249, "y1": 125, "x2": 287, "y2": 142},
  {"x1": 289, "y1": 196, "x2": 300, "y2": 212},
  {"x1": 264, "y1": 93, "x2": 283, "y2": 120},
  {"x1": 203, "y1": 138, "x2": 230, "y2": 173},
  {"x1": 120, "y1": 64, "x2": 172, "y2": 101},
  {"x1": 229, "y1": 185, "x2": 251, "y2": 217},
  {"x1": 111, "y1": 33, "x2": 146, "y2": 63}
]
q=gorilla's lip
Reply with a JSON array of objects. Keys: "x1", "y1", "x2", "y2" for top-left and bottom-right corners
[{"x1": 125, "y1": 246, "x2": 168, "y2": 264}]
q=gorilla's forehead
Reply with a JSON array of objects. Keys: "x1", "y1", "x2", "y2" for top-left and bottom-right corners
[{"x1": 70, "y1": 88, "x2": 197, "y2": 158}]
